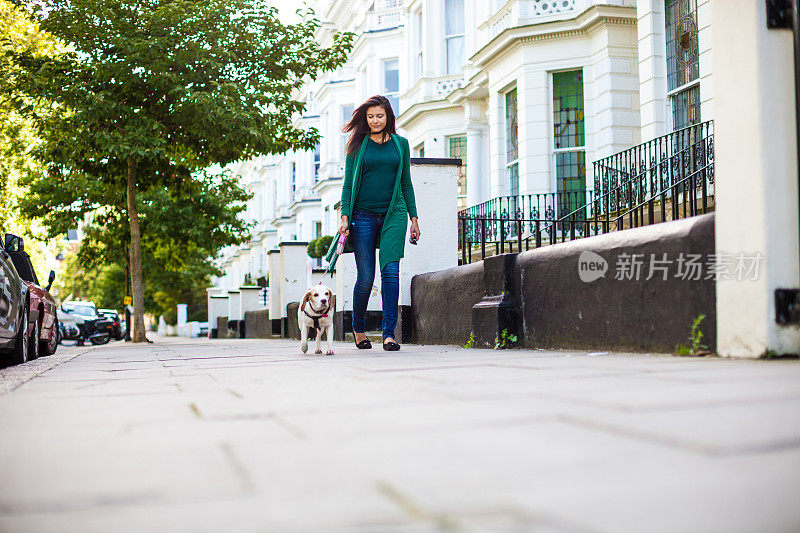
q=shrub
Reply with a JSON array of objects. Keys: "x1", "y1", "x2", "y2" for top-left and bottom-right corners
[
  {"x1": 307, "y1": 238, "x2": 321, "y2": 259},
  {"x1": 316, "y1": 235, "x2": 334, "y2": 258}
]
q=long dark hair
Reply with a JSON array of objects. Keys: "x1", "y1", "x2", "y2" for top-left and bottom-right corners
[{"x1": 343, "y1": 95, "x2": 397, "y2": 155}]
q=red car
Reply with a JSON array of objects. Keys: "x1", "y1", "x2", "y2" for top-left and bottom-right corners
[{"x1": 7, "y1": 238, "x2": 59, "y2": 359}]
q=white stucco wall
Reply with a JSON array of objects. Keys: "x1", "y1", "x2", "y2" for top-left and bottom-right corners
[{"x1": 712, "y1": 0, "x2": 800, "y2": 357}]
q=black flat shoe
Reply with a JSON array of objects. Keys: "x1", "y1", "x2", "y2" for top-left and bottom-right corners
[
  {"x1": 354, "y1": 336, "x2": 372, "y2": 349},
  {"x1": 383, "y1": 340, "x2": 400, "y2": 351}
]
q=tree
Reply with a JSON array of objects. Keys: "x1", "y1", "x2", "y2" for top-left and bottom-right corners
[
  {"x1": 0, "y1": 0, "x2": 61, "y2": 234},
  {"x1": 8, "y1": 0, "x2": 354, "y2": 341},
  {"x1": 27, "y1": 168, "x2": 253, "y2": 321}
]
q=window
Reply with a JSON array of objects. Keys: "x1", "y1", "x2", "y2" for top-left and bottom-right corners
[
  {"x1": 313, "y1": 143, "x2": 321, "y2": 181},
  {"x1": 291, "y1": 161, "x2": 296, "y2": 201},
  {"x1": 383, "y1": 58, "x2": 400, "y2": 115},
  {"x1": 505, "y1": 88, "x2": 519, "y2": 197},
  {"x1": 341, "y1": 104, "x2": 353, "y2": 154},
  {"x1": 414, "y1": 11, "x2": 423, "y2": 80},
  {"x1": 444, "y1": 0, "x2": 465, "y2": 75},
  {"x1": 665, "y1": 0, "x2": 700, "y2": 130},
  {"x1": 449, "y1": 135, "x2": 467, "y2": 210},
  {"x1": 552, "y1": 70, "x2": 586, "y2": 216},
  {"x1": 415, "y1": 142, "x2": 425, "y2": 158}
]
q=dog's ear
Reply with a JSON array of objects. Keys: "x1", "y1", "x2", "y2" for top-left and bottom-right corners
[
  {"x1": 300, "y1": 290, "x2": 311, "y2": 310},
  {"x1": 331, "y1": 292, "x2": 336, "y2": 312}
]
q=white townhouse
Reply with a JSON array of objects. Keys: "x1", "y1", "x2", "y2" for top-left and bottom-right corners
[
  {"x1": 215, "y1": 156, "x2": 281, "y2": 291},
  {"x1": 213, "y1": 0, "x2": 408, "y2": 290},
  {"x1": 398, "y1": 0, "x2": 713, "y2": 214},
  {"x1": 214, "y1": 0, "x2": 715, "y2": 289}
]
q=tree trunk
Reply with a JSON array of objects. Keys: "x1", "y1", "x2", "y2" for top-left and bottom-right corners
[{"x1": 126, "y1": 158, "x2": 147, "y2": 342}]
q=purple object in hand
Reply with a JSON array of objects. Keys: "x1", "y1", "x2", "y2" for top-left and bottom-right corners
[{"x1": 336, "y1": 232, "x2": 348, "y2": 255}]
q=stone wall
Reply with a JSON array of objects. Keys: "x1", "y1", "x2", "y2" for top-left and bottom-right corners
[
  {"x1": 516, "y1": 213, "x2": 716, "y2": 352},
  {"x1": 243, "y1": 309, "x2": 271, "y2": 339},
  {"x1": 410, "y1": 261, "x2": 484, "y2": 346},
  {"x1": 411, "y1": 214, "x2": 717, "y2": 352}
]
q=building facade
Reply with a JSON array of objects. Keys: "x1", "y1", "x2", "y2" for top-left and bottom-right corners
[{"x1": 214, "y1": 0, "x2": 714, "y2": 292}]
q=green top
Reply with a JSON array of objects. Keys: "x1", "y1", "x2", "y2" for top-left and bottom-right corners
[
  {"x1": 353, "y1": 138, "x2": 401, "y2": 214},
  {"x1": 326, "y1": 134, "x2": 418, "y2": 273}
]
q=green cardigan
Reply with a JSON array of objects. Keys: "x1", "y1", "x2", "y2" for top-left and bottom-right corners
[{"x1": 325, "y1": 133, "x2": 418, "y2": 273}]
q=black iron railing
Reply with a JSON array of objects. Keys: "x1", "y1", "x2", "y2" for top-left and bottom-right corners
[{"x1": 457, "y1": 121, "x2": 714, "y2": 263}]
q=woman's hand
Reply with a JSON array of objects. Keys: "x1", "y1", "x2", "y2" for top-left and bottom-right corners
[
  {"x1": 339, "y1": 216, "x2": 349, "y2": 235},
  {"x1": 410, "y1": 218, "x2": 421, "y2": 243}
]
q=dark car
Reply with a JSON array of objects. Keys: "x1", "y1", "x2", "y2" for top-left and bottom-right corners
[
  {"x1": 60, "y1": 301, "x2": 113, "y2": 345},
  {"x1": 0, "y1": 234, "x2": 31, "y2": 364},
  {"x1": 98, "y1": 308, "x2": 123, "y2": 340},
  {"x1": 7, "y1": 240, "x2": 59, "y2": 359}
]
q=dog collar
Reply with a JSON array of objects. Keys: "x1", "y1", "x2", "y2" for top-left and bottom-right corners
[{"x1": 303, "y1": 304, "x2": 330, "y2": 329}]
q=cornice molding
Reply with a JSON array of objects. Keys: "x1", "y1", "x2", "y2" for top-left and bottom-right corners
[
  {"x1": 470, "y1": 5, "x2": 637, "y2": 69},
  {"x1": 397, "y1": 101, "x2": 464, "y2": 128}
]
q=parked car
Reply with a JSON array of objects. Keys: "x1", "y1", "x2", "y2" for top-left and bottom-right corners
[
  {"x1": 98, "y1": 308, "x2": 123, "y2": 340},
  {"x1": 0, "y1": 234, "x2": 31, "y2": 364},
  {"x1": 57, "y1": 310, "x2": 81, "y2": 344},
  {"x1": 60, "y1": 301, "x2": 113, "y2": 345},
  {"x1": 7, "y1": 240, "x2": 59, "y2": 359}
]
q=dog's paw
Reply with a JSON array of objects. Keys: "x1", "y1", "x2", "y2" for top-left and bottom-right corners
[
  {"x1": 314, "y1": 349, "x2": 323, "y2": 355},
  {"x1": 301, "y1": 342, "x2": 308, "y2": 353}
]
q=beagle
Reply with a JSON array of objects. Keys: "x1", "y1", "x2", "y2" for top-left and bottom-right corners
[{"x1": 298, "y1": 283, "x2": 335, "y2": 355}]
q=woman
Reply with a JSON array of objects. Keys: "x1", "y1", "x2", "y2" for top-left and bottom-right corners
[{"x1": 332, "y1": 95, "x2": 421, "y2": 351}]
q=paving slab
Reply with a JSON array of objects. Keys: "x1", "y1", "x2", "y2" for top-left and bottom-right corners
[{"x1": 0, "y1": 336, "x2": 798, "y2": 533}]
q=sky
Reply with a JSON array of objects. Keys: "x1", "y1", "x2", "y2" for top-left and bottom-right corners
[{"x1": 269, "y1": 0, "x2": 306, "y2": 24}]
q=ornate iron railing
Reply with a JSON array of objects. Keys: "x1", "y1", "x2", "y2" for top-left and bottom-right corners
[
  {"x1": 593, "y1": 120, "x2": 714, "y2": 223},
  {"x1": 457, "y1": 120, "x2": 714, "y2": 263}
]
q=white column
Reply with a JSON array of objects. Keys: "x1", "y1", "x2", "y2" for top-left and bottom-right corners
[
  {"x1": 279, "y1": 242, "x2": 310, "y2": 318},
  {"x1": 227, "y1": 291, "x2": 242, "y2": 321},
  {"x1": 335, "y1": 251, "x2": 383, "y2": 314},
  {"x1": 520, "y1": 68, "x2": 549, "y2": 193},
  {"x1": 465, "y1": 124, "x2": 486, "y2": 207},
  {"x1": 209, "y1": 296, "x2": 228, "y2": 334},
  {"x1": 636, "y1": 0, "x2": 668, "y2": 141},
  {"x1": 697, "y1": 0, "x2": 714, "y2": 122},
  {"x1": 488, "y1": 92, "x2": 505, "y2": 199},
  {"x1": 424, "y1": 0, "x2": 442, "y2": 77},
  {"x1": 268, "y1": 249, "x2": 282, "y2": 320},
  {"x1": 239, "y1": 286, "x2": 263, "y2": 318},
  {"x1": 465, "y1": 98, "x2": 489, "y2": 207},
  {"x1": 176, "y1": 304, "x2": 187, "y2": 328},
  {"x1": 712, "y1": 0, "x2": 800, "y2": 357},
  {"x1": 400, "y1": 162, "x2": 459, "y2": 306}
]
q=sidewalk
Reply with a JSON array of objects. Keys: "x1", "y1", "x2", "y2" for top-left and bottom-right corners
[{"x1": 0, "y1": 337, "x2": 798, "y2": 532}]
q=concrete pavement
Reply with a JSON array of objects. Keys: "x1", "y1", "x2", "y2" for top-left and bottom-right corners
[{"x1": 0, "y1": 337, "x2": 798, "y2": 533}]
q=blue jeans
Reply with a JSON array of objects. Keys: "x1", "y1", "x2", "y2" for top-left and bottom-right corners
[{"x1": 351, "y1": 209, "x2": 399, "y2": 339}]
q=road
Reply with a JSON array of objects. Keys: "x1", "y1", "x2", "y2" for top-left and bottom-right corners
[{"x1": 0, "y1": 337, "x2": 798, "y2": 532}]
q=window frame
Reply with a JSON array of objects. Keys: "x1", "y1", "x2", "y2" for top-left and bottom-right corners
[
  {"x1": 341, "y1": 104, "x2": 354, "y2": 155},
  {"x1": 382, "y1": 58, "x2": 400, "y2": 115},
  {"x1": 444, "y1": 0, "x2": 465, "y2": 75},
  {"x1": 665, "y1": 0, "x2": 701, "y2": 131},
  {"x1": 504, "y1": 87, "x2": 519, "y2": 197},
  {"x1": 414, "y1": 10, "x2": 423, "y2": 80},
  {"x1": 549, "y1": 68, "x2": 587, "y2": 217}
]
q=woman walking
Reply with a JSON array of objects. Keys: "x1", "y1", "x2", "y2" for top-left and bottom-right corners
[{"x1": 329, "y1": 95, "x2": 421, "y2": 351}]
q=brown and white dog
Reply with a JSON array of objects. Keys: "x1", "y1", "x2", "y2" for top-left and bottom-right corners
[{"x1": 298, "y1": 283, "x2": 335, "y2": 355}]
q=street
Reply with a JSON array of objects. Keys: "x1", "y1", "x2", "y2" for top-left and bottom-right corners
[{"x1": 0, "y1": 338, "x2": 798, "y2": 533}]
